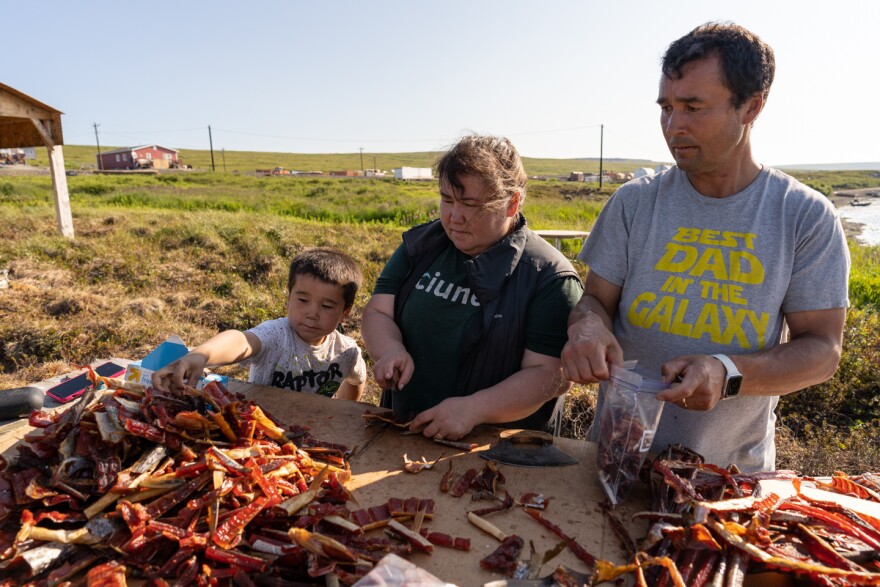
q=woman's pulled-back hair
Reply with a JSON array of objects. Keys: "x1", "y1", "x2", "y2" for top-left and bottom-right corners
[
  {"x1": 435, "y1": 134, "x2": 527, "y2": 212},
  {"x1": 662, "y1": 22, "x2": 775, "y2": 109}
]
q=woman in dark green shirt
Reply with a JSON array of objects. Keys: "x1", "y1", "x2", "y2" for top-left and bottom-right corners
[{"x1": 362, "y1": 135, "x2": 583, "y2": 441}]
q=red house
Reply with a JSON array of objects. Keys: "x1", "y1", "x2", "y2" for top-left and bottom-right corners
[{"x1": 97, "y1": 145, "x2": 179, "y2": 170}]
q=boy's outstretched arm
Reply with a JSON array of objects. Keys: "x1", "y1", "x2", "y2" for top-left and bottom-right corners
[{"x1": 151, "y1": 330, "x2": 262, "y2": 392}]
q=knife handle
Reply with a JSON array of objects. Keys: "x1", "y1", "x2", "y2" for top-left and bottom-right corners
[
  {"x1": 0, "y1": 387, "x2": 44, "y2": 420},
  {"x1": 499, "y1": 429, "x2": 553, "y2": 445}
]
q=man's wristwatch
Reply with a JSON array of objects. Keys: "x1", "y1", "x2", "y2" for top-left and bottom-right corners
[{"x1": 711, "y1": 354, "x2": 742, "y2": 399}]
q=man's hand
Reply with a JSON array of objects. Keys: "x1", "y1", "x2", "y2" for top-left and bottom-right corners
[
  {"x1": 561, "y1": 311, "x2": 624, "y2": 383},
  {"x1": 657, "y1": 355, "x2": 728, "y2": 410},
  {"x1": 561, "y1": 273, "x2": 624, "y2": 384},
  {"x1": 151, "y1": 353, "x2": 209, "y2": 393}
]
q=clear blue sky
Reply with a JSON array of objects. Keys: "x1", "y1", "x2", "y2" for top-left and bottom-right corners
[{"x1": 5, "y1": 1, "x2": 878, "y2": 165}]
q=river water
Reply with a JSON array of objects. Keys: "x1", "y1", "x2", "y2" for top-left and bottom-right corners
[{"x1": 838, "y1": 202, "x2": 880, "y2": 246}]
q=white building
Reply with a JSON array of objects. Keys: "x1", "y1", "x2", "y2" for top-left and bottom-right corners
[{"x1": 393, "y1": 167, "x2": 433, "y2": 181}]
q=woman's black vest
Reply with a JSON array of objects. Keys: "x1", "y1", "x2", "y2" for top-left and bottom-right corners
[{"x1": 391, "y1": 217, "x2": 582, "y2": 432}]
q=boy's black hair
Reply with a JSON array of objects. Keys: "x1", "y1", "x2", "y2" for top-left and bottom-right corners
[{"x1": 287, "y1": 248, "x2": 362, "y2": 309}]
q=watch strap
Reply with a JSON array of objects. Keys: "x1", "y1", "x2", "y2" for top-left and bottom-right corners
[
  {"x1": 711, "y1": 354, "x2": 742, "y2": 399},
  {"x1": 710, "y1": 354, "x2": 741, "y2": 378}
]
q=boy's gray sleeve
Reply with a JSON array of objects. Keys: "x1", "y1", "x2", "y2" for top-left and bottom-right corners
[
  {"x1": 242, "y1": 318, "x2": 286, "y2": 366},
  {"x1": 346, "y1": 348, "x2": 367, "y2": 385}
]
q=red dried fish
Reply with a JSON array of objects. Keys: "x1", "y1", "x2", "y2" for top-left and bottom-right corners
[
  {"x1": 419, "y1": 529, "x2": 471, "y2": 551},
  {"x1": 479, "y1": 534, "x2": 524, "y2": 576},
  {"x1": 439, "y1": 461, "x2": 454, "y2": 493},
  {"x1": 470, "y1": 491, "x2": 514, "y2": 517},
  {"x1": 450, "y1": 468, "x2": 478, "y2": 498},
  {"x1": 84, "y1": 560, "x2": 128, "y2": 587},
  {"x1": 524, "y1": 509, "x2": 598, "y2": 567},
  {"x1": 205, "y1": 544, "x2": 270, "y2": 572}
]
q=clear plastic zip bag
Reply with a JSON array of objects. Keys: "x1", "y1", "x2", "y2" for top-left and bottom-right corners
[{"x1": 597, "y1": 365, "x2": 668, "y2": 505}]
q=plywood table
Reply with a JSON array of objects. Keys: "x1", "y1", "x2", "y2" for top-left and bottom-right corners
[
  {"x1": 0, "y1": 379, "x2": 648, "y2": 585},
  {"x1": 236, "y1": 381, "x2": 647, "y2": 584}
]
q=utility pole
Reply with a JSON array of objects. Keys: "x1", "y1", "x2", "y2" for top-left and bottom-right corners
[
  {"x1": 93, "y1": 122, "x2": 102, "y2": 170},
  {"x1": 208, "y1": 125, "x2": 216, "y2": 172},
  {"x1": 222, "y1": 148, "x2": 226, "y2": 172},
  {"x1": 373, "y1": 156, "x2": 377, "y2": 171},
  {"x1": 359, "y1": 147, "x2": 364, "y2": 173},
  {"x1": 599, "y1": 124, "x2": 604, "y2": 189}
]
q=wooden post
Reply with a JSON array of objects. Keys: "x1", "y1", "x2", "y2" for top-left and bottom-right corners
[
  {"x1": 47, "y1": 145, "x2": 74, "y2": 238},
  {"x1": 30, "y1": 118, "x2": 74, "y2": 238}
]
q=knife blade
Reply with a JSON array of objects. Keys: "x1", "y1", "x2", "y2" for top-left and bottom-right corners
[{"x1": 389, "y1": 375, "x2": 415, "y2": 423}]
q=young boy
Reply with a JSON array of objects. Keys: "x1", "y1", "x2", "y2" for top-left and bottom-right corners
[{"x1": 152, "y1": 248, "x2": 367, "y2": 400}]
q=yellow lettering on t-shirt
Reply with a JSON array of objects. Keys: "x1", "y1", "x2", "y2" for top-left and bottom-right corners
[
  {"x1": 632, "y1": 226, "x2": 768, "y2": 350},
  {"x1": 720, "y1": 305, "x2": 750, "y2": 347},
  {"x1": 656, "y1": 244, "x2": 764, "y2": 285},
  {"x1": 672, "y1": 227, "x2": 702, "y2": 243},
  {"x1": 628, "y1": 292, "x2": 655, "y2": 327},
  {"x1": 699, "y1": 281, "x2": 747, "y2": 305},
  {"x1": 730, "y1": 250, "x2": 764, "y2": 284},
  {"x1": 670, "y1": 298, "x2": 693, "y2": 337},
  {"x1": 698, "y1": 229, "x2": 721, "y2": 245},
  {"x1": 644, "y1": 295, "x2": 676, "y2": 332},
  {"x1": 748, "y1": 311, "x2": 770, "y2": 349},
  {"x1": 691, "y1": 303, "x2": 721, "y2": 342},
  {"x1": 674, "y1": 228, "x2": 757, "y2": 249},
  {"x1": 688, "y1": 247, "x2": 728, "y2": 280},
  {"x1": 655, "y1": 243, "x2": 698, "y2": 273},
  {"x1": 627, "y1": 294, "x2": 768, "y2": 350}
]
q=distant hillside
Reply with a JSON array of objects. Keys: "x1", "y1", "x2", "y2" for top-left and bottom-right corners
[{"x1": 29, "y1": 145, "x2": 667, "y2": 178}]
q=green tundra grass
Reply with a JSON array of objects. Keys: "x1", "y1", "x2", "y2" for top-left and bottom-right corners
[{"x1": 1, "y1": 161, "x2": 879, "y2": 474}]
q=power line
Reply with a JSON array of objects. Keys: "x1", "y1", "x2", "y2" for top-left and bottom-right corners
[
  {"x1": 100, "y1": 127, "x2": 207, "y2": 135},
  {"x1": 211, "y1": 123, "x2": 606, "y2": 144}
]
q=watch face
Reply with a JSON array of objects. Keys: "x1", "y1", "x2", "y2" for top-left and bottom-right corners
[{"x1": 725, "y1": 376, "x2": 743, "y2": 399}]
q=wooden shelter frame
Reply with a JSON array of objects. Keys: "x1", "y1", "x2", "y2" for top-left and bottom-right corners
[{"x1": 0, "y1": 83, "x2": 73, "y2": 238}]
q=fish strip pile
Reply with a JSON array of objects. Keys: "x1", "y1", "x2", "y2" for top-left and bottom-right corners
[
  {"x1": 502, "y1": 444, "x2": 880, "y2": 585},
  {"x1": 0, "y1": 373, "x2": 463, "y2": 585},
  {"x1": 614, "y1": 444, "x2": 880, "y2": 586}
]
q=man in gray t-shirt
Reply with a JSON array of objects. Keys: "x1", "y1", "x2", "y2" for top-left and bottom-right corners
[{"x1": 561, "y1": 23, "x2": 850, "y2": 472}]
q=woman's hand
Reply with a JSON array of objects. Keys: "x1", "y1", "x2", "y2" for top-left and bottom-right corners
[
  {"x1": 362, "y1": 293, "x2": 415, "y2": 389},
  {"x1": 411, "y1": 396, "x2": 481, "y2": 441},
  {"x1": 372, "y1": 349, "x2": 415, "y2": 390}
]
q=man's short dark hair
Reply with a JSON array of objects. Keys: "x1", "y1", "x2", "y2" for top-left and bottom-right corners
[
  {"x1": 662, "y1": 22, "x2": 775, "y2": 108},
  {"x1": 287, "y1": 248, "x2": 362, "y2": 309}
]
